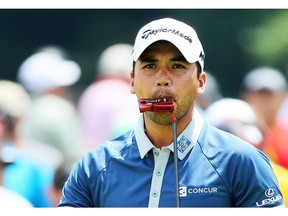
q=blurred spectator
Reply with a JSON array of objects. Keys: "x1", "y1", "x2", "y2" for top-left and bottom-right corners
[
  {"x1": 0, "y1": 106, "x2": 32, "y2": 208},
  {"x1": 0, "y1": 80, "x2": 63, "y2": 169},
  {"x1": 0, "y1": 80, "x2": 62, "y2": 206},
  {"x1": 78, "y1": 43, "x2": 140, "y2": 149},
  {"x1": 205, "y1": 98, "x2": 288, "y2": 207},
  {"x1": 0, "y1": 105, "x2": 51, "y2": 207},
  {"x1": 195, "y1": 71, "x2": 223, "y2": 111},
  {"x1": 206, "y1": 98, "x2": 264, "y2": 148},
  {"x1": 17, "y1": 45, "x2": 85, "y2": 158},
  {"x1": 240, "y1": 66, "x2": 288, "y2": 169}
]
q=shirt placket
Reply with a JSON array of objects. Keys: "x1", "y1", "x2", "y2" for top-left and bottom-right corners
[{"x1": 148, "y1": 147, "x2": 170, "y2": 207}]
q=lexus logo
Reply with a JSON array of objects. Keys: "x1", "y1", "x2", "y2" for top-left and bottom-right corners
[{"x1": 265, "y1": 188, "x2": 274, "y2": 197}]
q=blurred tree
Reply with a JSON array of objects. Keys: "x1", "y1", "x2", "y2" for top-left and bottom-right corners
[{"x1": 241, "y1": 10, "x2": 288, "y2": 77}]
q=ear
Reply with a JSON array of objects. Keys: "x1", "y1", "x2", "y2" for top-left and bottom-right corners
[
  {"x1": 197, "y1": 72, "x2": 206, "y2": 94},
  {"x1": 130, "y1": 71, "x2": 135, "y2": 94}
]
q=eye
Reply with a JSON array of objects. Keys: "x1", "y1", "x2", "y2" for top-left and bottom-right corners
[
  {"x1": 172, "y1": 63, "x2": 186, "y2": 69},
  {"x1": 143, "y1": 63, "x2": 157, "y2": 69}
]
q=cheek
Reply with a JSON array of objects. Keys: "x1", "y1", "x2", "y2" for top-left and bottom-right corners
[
  {"x1": 132, "y1": 76, "x2": 148, "y2": 97},
  {"x1": 178, "y1": 79, "x2": 199, "y2": 105},
  {"x1": 130, "y1": 72, "x2": 149, "y2": 95},
  {"x1": 175, "y1": 80, "x2": 196, "y2": 101},
  {"x1": 186, "y1": 77, "x2": 199, "y2": 93}
]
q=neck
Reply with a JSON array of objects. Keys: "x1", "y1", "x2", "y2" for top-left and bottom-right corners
[
  {"x1": 144, "y1": 109, "x2": 193, "y2": 148},
  {"x1": 145, "y1": 121, "x2": 173, "y2": 148}
]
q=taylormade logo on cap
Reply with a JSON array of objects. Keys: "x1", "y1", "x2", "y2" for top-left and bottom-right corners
[
  {"x1": 141, "y1": 28, "x2": 193, "y2": 43},
  {"x1": 132, "y1": 18, "x2": 205, "y2": 71}
]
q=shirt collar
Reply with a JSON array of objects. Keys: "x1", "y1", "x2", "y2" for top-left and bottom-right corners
[{"x1": 135, "y1": 108, "x2": 205, "y2": 160}]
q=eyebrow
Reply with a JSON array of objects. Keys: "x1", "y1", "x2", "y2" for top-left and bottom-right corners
[
  {"x1": 140, "y1": 55, "x2": 188, "y2": 63},
  {"x1": 140, "y1": 56, "x2": 157, "y2": 63},
  {"x1": 170, "y1": 56, "x2": 187, "y2": 62}
]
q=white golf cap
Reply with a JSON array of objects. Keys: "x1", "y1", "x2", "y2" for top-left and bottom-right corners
[
  {"x1": 97, "y1": 43, "x2": 133, "y2": 79},
  {"x1": 206, "y1": 98, "x2": 263, "y2": 147},
  {"x1": 131, "y1": 18, "x2": 205, "y2": 71},
  {"x1": 18, "y1": 48, "x2": 81, "y2": 93},
  {"x1": 243, "y1": 66, "x2": 287, "y2": 93}
]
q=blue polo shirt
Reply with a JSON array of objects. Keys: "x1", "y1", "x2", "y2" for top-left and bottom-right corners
[{"x1": 58, "y1": 109, "x2": 284, "y2": 207}]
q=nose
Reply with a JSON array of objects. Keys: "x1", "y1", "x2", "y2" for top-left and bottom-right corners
[
  {"x1": 157, "y1": 79, "x2": 171, "y2": 86},
  {"x1": 156, "y1": 68, "x2": 172, "y2": 87}
]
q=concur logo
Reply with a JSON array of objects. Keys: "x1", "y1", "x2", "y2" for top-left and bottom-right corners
[
  {"x1": 179, "y1": 186, "x2": 218, "y2": 197},
  {"x1": 179, "y1": 186, "x2": 187, "y2": 197}
]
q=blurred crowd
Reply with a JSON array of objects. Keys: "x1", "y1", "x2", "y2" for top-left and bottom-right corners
[
  {"x1": 0, "y1": 43, "x2": 288, "y2": 207},
  {"x1": 0, "y1": 43, "x2": 140, "y2": 207}
]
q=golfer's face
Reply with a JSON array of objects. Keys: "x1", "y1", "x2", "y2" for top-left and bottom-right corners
[{"x1": 130, "y1": 41, "x2": 205, "y2": 123}]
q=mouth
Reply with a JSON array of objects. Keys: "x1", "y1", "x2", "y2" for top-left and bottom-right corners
[
  {"x1": 138, "y1": 97, "x2": 175, "y2": 113},
  {"x1": 147, "y1": 97, "x2": 173, "y2": 103},
  {"x1": 155, "y1": 96, "x2": 176, "y2": 105},
  {"x1": 151, "y1": 89, "x2": 176, "y2": 103}
]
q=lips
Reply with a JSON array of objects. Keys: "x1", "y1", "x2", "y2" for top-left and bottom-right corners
[{"x1": 150, "y1": 87, "x2": 176, "y2": 103}]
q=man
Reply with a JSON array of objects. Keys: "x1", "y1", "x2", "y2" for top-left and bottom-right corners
[
  {"x1": 58, "y1": 18, "x2": 284, "y2": 207},
  {"x1": 240, "y1": 66, "x2": 288, "y2": 169}
]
